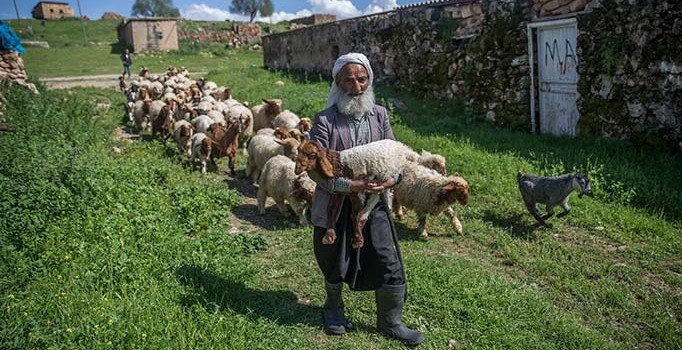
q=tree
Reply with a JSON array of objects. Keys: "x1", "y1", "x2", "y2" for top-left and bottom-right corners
[
  {"x1": 131, "y1": 0, "x2": 180, "y2": 18},
  {"x1": 230, "y1": 0, "x2": 274, "y2": 23}
]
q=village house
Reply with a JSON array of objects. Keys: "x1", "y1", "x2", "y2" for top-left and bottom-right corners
[
  {"x1": 31, "y1": 1, "x2": 75, "y2": 20},
  {"x1": 117, "y1": 18, "x2": 179, "y2": 53}
]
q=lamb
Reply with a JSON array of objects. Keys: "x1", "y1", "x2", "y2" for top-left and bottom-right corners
[
  {"x1": 173, "y1": 119, "x2": 194, "y2": 157},
  {"x1": 392, "y1": 163, "x2": 469, "y2": 237},
  {"x1": 298, "y1": 117, "x2": 313, "y2": 140},
  {"x1": 246, "y1": 134, "x2": 301, "y2": 185},
  {"x1": 190, "y1": 133, "x2": 213, "y2": 174},
  {"x1": 118, "y1": 75, "x2": 126, "y2": 92},
  {"x1": 257, "y1": 155, "x2": 316, "y2": 226},
  {"x1": 152, "y1": 104, "x2": 174, "y2": 140},
  {"x1": 251, "y1": 99, "x2": 282, "y2": 132},
  {"x1": 226, "y1": 103, "x2": 254, "y2": 152},
  {"x1": 273, "y1": 110, "x2": 300, "y2": 131},
  {"x1": 191, "y1": 115, "x2": 215, "y2": 134},
  {"x1": 417, "y1": 150, "x2": 446, "y2": 175},
  {"x1": 132, "y1": 99, "x2": 151, "y2": 131},
  {"x1": 208, "y1": 121, "x2": 242, "y2": 175},
  {"x1": 294, "y1": 139, "x2": 420, "y2": 249},
  {"x1": 517, "y1": 172, "x2": 593, "y2": 225}
]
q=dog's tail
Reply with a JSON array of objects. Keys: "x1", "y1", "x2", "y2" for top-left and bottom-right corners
[{"x1": 516, "y1": 171, "x2": 524, "y2": 183}]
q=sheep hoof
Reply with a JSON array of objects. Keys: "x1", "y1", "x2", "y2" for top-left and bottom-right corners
[
  {"x1": 322, "y1": 229, "x2": 336, "y2": 245},
  {"x1": 452, "y1": 218, "x2": 463, "y2": 235},
  {"x1": 420, "y1": 230, "x2": 429, "y2": 238}
]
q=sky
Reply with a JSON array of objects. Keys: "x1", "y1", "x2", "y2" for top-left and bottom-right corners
[{"x1": 3, "y1": 1, "x2": 425, "y2": 22}]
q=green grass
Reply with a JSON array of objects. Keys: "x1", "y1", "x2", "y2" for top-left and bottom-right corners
[{"x1": 1, "y1": 40, "x2": 681, "y2": 349}]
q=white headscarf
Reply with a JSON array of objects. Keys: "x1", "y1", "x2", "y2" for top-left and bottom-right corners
[{"x1": 326, "y1": 53, "x2": 374, "y2": 108}]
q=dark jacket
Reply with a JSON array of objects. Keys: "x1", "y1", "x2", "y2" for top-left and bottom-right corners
[
  {"x1": 120, "y1": 52, "x2": 132, "y2": 66},
  {"x1": 309, "y1": 104, "x2": 395, "y2": 227}
]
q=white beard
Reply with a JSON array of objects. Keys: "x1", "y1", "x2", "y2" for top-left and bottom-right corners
[{"x1": 333, "y1": 86, "x2": 375, "y2": 118}]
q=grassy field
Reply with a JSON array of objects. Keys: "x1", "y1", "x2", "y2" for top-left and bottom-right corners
[
  {"x1": 7, "y1": 19, "x2": 263, "y2": 78},
  {"x1": 1, "y1": 22, "x2": 681, "y2": 349}
]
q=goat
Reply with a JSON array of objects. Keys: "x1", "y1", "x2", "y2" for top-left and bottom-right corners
[{"x1": 517, "y1": 172, "x2": 593, "y2": 225}]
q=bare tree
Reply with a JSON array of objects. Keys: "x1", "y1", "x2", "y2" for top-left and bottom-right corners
[
  {"x1": 132, "y1": 0, "x2": 180, "y2": 18},
  {"x1": 230, "y1": 0, "x2": 274, "y2": 23}
]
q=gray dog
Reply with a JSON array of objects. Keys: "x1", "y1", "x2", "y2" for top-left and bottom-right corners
[{"x1": 517, "y1": 172, "x2": 593, "y2": 225}]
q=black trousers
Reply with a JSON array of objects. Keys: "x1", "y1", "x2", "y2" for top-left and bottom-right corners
[{"x1": 313, "y1": 197, "x2": 404, "y2": 291}]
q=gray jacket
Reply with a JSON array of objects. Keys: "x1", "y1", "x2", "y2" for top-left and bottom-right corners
[{"x1": 309, "y1": 104, "x2": 395, "y2": 227}]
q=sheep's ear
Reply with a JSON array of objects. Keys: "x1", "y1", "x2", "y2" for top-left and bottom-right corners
[
  {"x1": 262, "y1": 98, "x2": 270, "y2": 104},
  {"x1": 453, "y1": 172, "x2": 460, "y2": 177},
  {"x1": 273, "y1": 138, "x2": 285, "y2": 145},
  {"x1": 317, "y1": 152, "x2": 335, "y2": 179}
]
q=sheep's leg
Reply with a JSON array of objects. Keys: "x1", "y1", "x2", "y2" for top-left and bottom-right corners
[
  {"x1": 417, "y1": 216, "x2": 428, "y2": 237},
  {"x1": 392, "y1": 196, "x2": 404, "y2": 221},
  {"x1": 274, "y1": 200, "x2": 289, "y2": 217},
  {"x1": 256, "y1": 187, "x2": 267, "y2": 215},
  {"x1": 323, "y1": 194, "x2": 344, "y2": 245},
  {"x1": 227, "y1": 154, "x2": 236, "y2": 175},
  {"x1": 350, "y1": 195, "x2": 366, "y2": 249},
  {"x1": 445, "y1": 206, "x2": 463, "y2": 235},
  {"x1": 289, "y1": 200, "x2": 309, "y2": 226}
]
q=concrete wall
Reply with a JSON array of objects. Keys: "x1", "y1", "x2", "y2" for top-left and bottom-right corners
[
  {"x1": 32, "y1": 3, "x2": 76, "y2": 20},
  {"x1": 119, "y1": 20, "x2": 179, "y2": 52}
]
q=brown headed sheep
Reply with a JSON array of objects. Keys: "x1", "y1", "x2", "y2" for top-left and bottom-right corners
[{"x1": 251, "y1": 99, "x2": 282, "y2": 132}]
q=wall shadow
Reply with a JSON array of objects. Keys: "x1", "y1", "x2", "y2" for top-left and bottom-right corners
[{"x1": 175, "y1": 265, "x2": 320, "y2": 326}]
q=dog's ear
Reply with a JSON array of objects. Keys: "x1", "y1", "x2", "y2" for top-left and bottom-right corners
[{"x1": 316, "y1": 148, "x2": 335, "y2": 179}]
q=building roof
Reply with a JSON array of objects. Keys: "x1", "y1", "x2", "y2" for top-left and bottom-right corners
[
  {"x1": 123, "y1": 17, "x2": 179, "y2": 22},
  {"x1": 34, "y1": 1, "x2": 71, "y2": 6}
]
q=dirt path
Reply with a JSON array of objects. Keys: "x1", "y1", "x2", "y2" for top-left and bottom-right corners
[{"x1": 40, "y1": 73, "x2": 207, "y2": 90}]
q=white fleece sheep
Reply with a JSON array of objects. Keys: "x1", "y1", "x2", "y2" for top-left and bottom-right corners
[
  {"x1": 295, "y1": 139, "x2": 420, "y2": 248},
  {"x1": 392, "y1": 163, "x2": 469, "y2": 237},
  {"x1": 191, "y1": 115, "x2": 215, "y2": 134},
  {"x1": 246, "y1": 134, "x2": 300, "y2": 186},
  {"x1": 226, "y1": 103, "x2": 254, "y2": 152},
  {"x1": 190, "y1": 132, "x2": 212, "y2": 174},
  {"x1": 273, "y1": 110, "x2": 300, "y2": 131},
  {"x1": 251, "y1": 99, "x2": 282, "y2": 132},
  {"x1": 173, "y1": 120, "x2": 194, "y2": 157},
  {"x1": 257, "y1": 155, "x2": 316, "y2": 226}
]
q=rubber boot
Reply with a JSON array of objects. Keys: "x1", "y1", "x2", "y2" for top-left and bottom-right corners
[
  {"x1": 375, "y1": 283, "x2": 424, "y2": 346},
  {"x1": 323, "y1": 280, "x2": 352, "y2": 335}
]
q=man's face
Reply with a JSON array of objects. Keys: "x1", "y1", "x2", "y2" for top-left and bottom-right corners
[
  {"x1": 124, "y1": 49, "x2": 129, "y2": 54},
  {"x1": 337, "y1": 63, "x2": 369, "y2": 96}
]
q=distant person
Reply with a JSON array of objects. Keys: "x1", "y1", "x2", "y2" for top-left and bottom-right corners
[
  {"x1": 308, "y1": 53, "x2": 424, "y2": 346},
  {"x1": 120, "y1": 48, "x2": 132, "y2": 79}
]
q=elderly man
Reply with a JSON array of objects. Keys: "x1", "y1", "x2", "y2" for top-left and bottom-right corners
[{"x1": 309, "y1": 53, "x2": 424, "y2": 346}]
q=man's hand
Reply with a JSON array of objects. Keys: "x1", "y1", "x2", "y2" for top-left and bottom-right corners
[{"x1": 350, "y1": 177, "x2": 396, "y2": 194}]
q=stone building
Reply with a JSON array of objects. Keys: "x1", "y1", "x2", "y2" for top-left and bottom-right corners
[
  {"x1": 31, "y1": 1, "x2": 75, "y2": 20},
  {"x1": 117, "y1": 18, "x2": 179, "y2": 53},
  {"x1": 290, "y1": 14, "x2": 337, "y2": 26}
]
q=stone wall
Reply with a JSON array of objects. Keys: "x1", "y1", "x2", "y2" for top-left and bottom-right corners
[
  {"x1": 291, "y1": 14, "x2": 337, "y2": 26},
  {"x1": 263, "y1": 0, "x2": 681, "y2": 149},
  {"x1": 179, "y1": 23, "x2": 262, "y2": 48},
  {"x1": 0, "y1": 51, "x2": 38, "y2": 94},
  {"x1": 576, "y1": 0, "x2": 681, "y2": 150}
]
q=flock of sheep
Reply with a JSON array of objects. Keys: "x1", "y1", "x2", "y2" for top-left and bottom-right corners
[{"x1": 120, "y1": 67, "x2": 470, "y2": 237}]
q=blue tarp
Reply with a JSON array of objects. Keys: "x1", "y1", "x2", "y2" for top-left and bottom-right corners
[{"x1": 0, "y1": 20, "x2": 25, "y2": 55}]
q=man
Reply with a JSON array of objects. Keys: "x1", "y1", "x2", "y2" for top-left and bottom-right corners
[
  {"x1": 120, "y1": 48, "x2": 132, "y2": 79},
  {"x1": 309, "y1": 53, "x2": 424, "y2": 346}
]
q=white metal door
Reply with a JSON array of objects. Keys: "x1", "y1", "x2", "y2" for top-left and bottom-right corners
[{"x1": 537, "y1": 22, "x2": 579, "y2": 136}]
